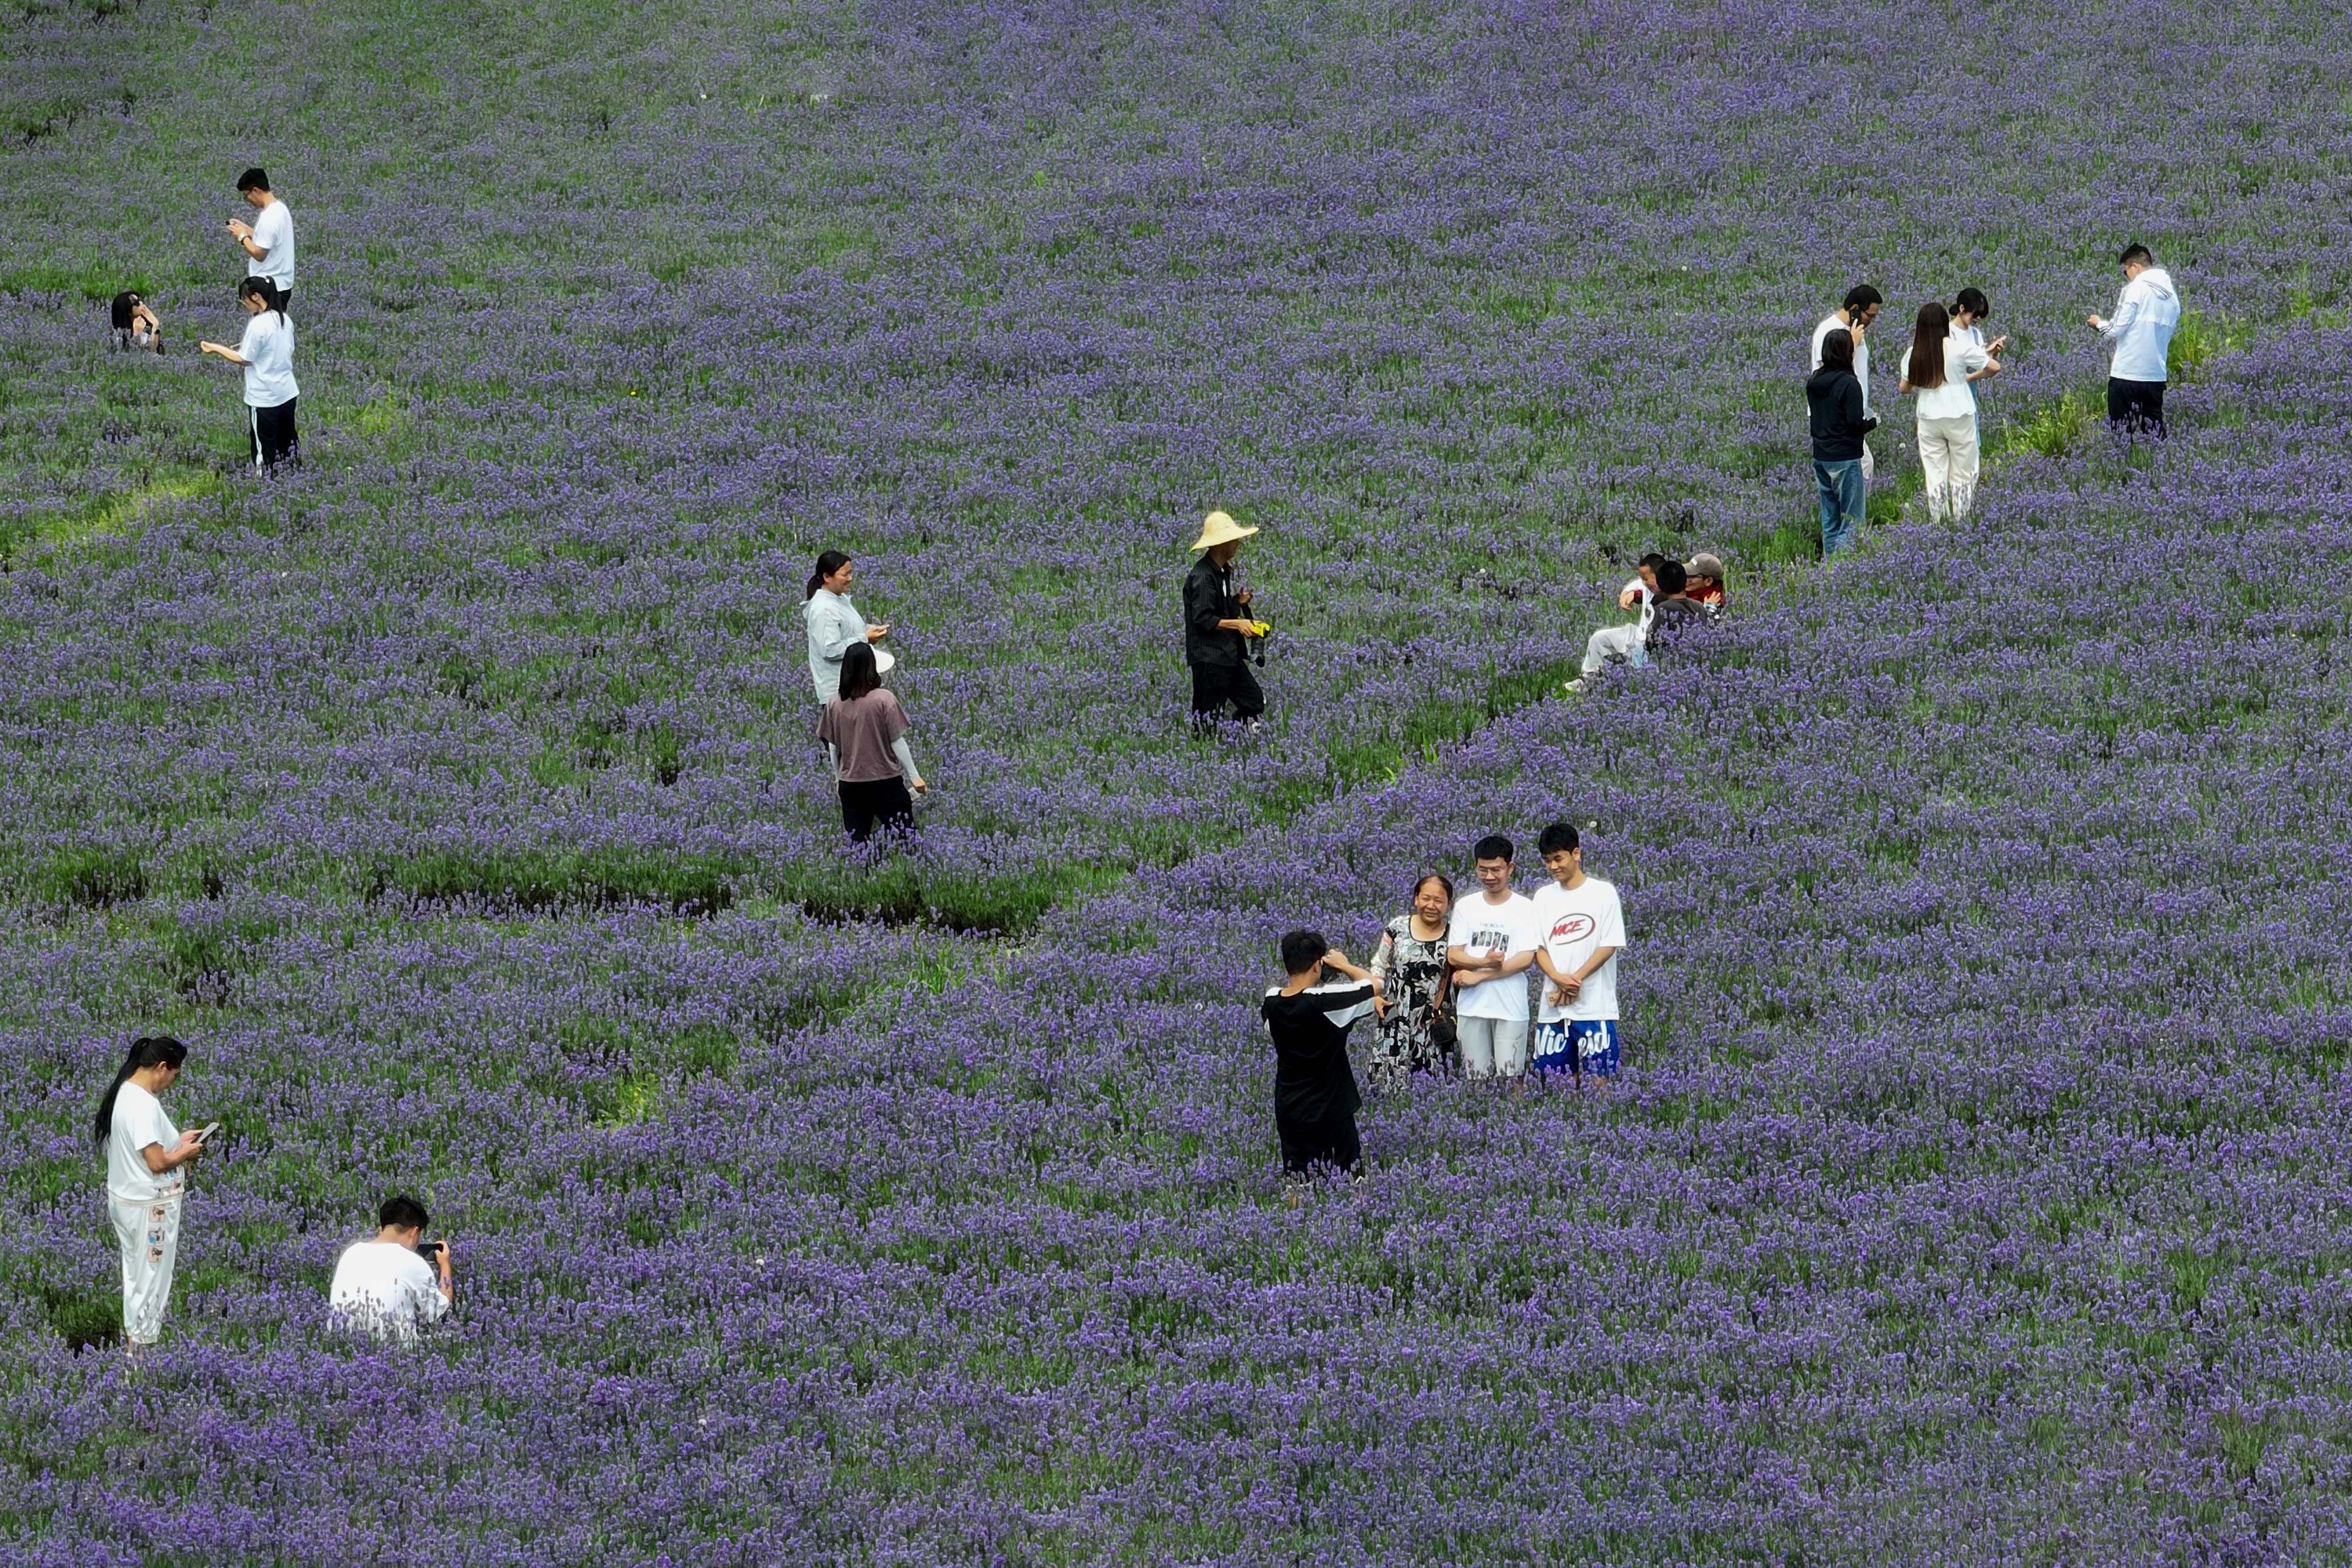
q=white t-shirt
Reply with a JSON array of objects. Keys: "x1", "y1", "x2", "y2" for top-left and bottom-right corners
[
  {"x1": 248, "y1": 198, "x2": 295, "y2": 288},
  {"x1": 1811, "y1": 310, "x2": 1873, "y2": 418},
  {"x1": 107, "y1": 1082, "x2": 180, "y2": 1203},
  {"x1": 329, "y1": 1240, "x2": 450, "y2": 1343},
  {"x1": 1531, "y1": 877, "x2": 1628, "y2": 1022},
  {"x1": 1900, "y1": 338, "x2": 1990, "y2": 423},
  {"x1": 238, "y1": 311, "x2": 298, "y2": 407},
  {"x1": 1447, "y1": 891, "x2": 1539, "y2": 1021}
]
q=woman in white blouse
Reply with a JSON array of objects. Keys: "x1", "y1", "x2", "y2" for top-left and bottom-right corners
[
  {"x1": 1898, "y1": 301, "x2": 2000, "y2": 522},
  {"x1": 801, "y1": 550, "x2": 889, "y2": 703}
]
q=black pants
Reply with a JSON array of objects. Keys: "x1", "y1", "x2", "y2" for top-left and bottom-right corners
[
  {"x1": 249, "y1": 398, "x2": 299, "y2": 470},
  {"x1": 2107, "y1": 377, "x2": 2166, "y2": 436},
  {"x1": 1276, "y1": 1109, "x2": 1361, "y2": 1178},
  {"x1": 839, "y1": 777, "x2": 915, "y2": 844},
  {"x1": 1189, "y1": 660, "x2": 1265, "y2": 726}
]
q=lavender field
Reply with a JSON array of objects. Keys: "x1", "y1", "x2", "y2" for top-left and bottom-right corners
[{"x1": 5, "y1": 0, "x2": 2352, "y2": 1559}]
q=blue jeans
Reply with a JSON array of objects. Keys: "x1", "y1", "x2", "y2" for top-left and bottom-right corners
[{"x1": 1813, "y1": 458, "x2": 1866, "y2": 556}]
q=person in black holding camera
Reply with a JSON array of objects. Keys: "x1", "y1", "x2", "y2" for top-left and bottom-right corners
[
  {"x1": 1184, "y1": 510, "x2": 1267, "y2": 731},
  {"x1": 1261, "y1": 930, "x2": 1377, "y2": 1192},
  {"x1": 328, "y1": 1194, "x2": 454, "y2": 1344}
]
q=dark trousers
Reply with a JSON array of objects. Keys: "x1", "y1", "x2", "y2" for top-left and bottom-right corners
[
  {"x1": 1189, "y1": 660, "x2": 1264, "y2": 726},
  {"x1": 2107, "y1": 377, "x2": 2166, "y2": 436},
  {"x1": 249, "y1": 398, "x2": 299, "y2": 470},
  {"x1": 1276, "y1": 1109, "x2": 1361, "y2": 1177},
  {"x1": 839, "y1": 777, "x2": 915, "y2": 844}
]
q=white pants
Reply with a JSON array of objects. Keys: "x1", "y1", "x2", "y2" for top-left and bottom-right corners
[
  {"x1": 111, "y1": 1192, "x2": 182, "y2": 1346},
  {"x1": 1917, "y1": 414, "x2": 1980, "y2": 521},
  {"x1": 1581, "y1": 623, "x2": 1647, "y2": 676},
  {"x1": 1457, "y1": 1017, "x2": 1529, "y2": 1080}
]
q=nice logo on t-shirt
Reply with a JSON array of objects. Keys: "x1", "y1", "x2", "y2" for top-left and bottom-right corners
[{"x1": 1549, "y1": 914, "x2": 1595, "y2": 943}]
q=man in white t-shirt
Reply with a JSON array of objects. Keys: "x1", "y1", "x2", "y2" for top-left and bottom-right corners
[
  {"x1": 227, "y1": 167, "x2": 296, "y2": 303},
  {"x1": 1529, "y1": 822, "x2": 1628, "y2": 1080},
  {"x1": 1445, "y1": 833, "x2": 1541, "y2": 1079},
  {"x1": 329, "y1": 1195, "x2": 454, "y2": 1345},
  {"x1": 1811, "y1": 285, "x2": 1882, "y2": 482}
]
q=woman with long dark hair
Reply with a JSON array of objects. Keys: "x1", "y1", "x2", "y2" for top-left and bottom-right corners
[
  {"x1": 198, "y1": 276, "x2": 299, "y2": 472},
  {"x1": 1898, "y1": 300, "x2": 1997, "y2": 522},
  {"x1": 1367, "y1": 872, "x2": 1457, "y2": 1091},
  {"x1": 801, "y1": 550, "x2": 889, "y2": 704},
  {"x1": 94, "y1": 1036, "x2": 207, "y2": 1350},
  {"x1": 815, "y1": 641, "x2": 927, "y2": 842}
]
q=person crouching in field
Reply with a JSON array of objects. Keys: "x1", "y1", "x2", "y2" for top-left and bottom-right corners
[
  {"x1": 1261, "y1": 931, "x2": 1377, "y2": 1192},
  {"x1": 816, "y1": 641, "x2": 927, "y2": 844},
  {"x1": 95, "y1": 1036, "x2": 209, "y2": 1352},
  {"x1": 111, "y1": 291, "x2": 163, "y2": 354},
  {"x1": 199, "y1": 277, "x2": 299, "y2": 473}
]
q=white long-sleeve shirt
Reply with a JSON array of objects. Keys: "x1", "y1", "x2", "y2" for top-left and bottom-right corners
[
  {"x1": 801, "y1": 589, "x2": 873, "y2": 703},
  {"x1": 2100, "y1": 267, "x2": 2181, "y2": 383}
]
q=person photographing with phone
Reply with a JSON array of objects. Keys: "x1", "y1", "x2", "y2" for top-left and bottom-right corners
[
  {"x1": 94, "y1": 1035, "x2": 209, "y2": 1352},
  {"x1": 330, "y1": 1195, "x2": 456, "y2": 1345}
]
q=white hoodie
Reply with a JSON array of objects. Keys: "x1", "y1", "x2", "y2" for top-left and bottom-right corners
[{"x1": 2100, "y1": 267, "x2": 2181, "y2": 383}]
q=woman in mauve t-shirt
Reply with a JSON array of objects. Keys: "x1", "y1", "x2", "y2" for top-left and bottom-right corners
[{"x1": 815, "y1": 641, "x2": 927, "y2": 843}]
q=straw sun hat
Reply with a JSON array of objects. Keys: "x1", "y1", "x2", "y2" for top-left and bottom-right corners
[{"x1": 1189, "y1": 510, "x2": 1258, "y2": 551}]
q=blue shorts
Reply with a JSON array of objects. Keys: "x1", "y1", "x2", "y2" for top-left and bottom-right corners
[{"x1": 1533, "y1": 1019, "x2": 1620, "y2": 1077}]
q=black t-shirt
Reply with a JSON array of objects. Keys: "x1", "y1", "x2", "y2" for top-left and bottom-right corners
[{"x1": 1260, "y1": 978, "x2": 1375, "y2": 1122}]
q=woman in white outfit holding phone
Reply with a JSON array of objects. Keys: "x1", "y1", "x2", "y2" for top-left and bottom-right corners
[
  {"x1": 95, "y1": 1036, "x2": 209, "y2": 1351},
  {"x1": 1898, "y1": 301, "x2": 1999, "y2": 522}
]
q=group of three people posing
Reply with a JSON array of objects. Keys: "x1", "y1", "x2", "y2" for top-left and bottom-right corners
[
  {"x1": 1806, "y1": 245, "x2": 2181, "y2": 556},
  {"x1": 1261, "y1": 823, "x2": 1628, "y2": 1188}
]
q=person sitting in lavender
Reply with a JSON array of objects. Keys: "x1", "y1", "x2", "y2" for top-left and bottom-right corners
[
  {"x1": 1261, "y1": 930, "x2": 1377, "y2": 1190},
  {"x1": 110, "y1": 291, "x2": 163, "y2": 354},
  {"x1": 329, "y1": 1195, "x2": 455, "y2": 1345}
]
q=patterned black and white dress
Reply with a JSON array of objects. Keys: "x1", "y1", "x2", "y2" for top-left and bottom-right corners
[{"x1": 1367, "y1": 915, "x2": 1451, "y2": 1091}]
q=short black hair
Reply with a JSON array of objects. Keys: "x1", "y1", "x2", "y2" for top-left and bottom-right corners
[
  {"x1": 1279, "y1": 929, "x2": 1329, "y2": 975},
  {"x1": 1951, "y1": 286, "x2": 1989, "y2": 321},
  {"x1": 1536, "y1": 822, "x2": 1581, "y2": 856},
  {"x1": 1472, "y1": 833, "x2": 1513, "y2": 863},
  {"x1": 379, "y1": 1195, "x2": 430, "y2": 1231},
  {"x1": 1842, "y1": 285, "x2": 1883, "y2": 311},
  {"x1": 1639, "y1": 552, "x2": 1669, "y2": 572},
  {"x1": 236, "y1": 167, "x2": 271, "y2": 193},
  {"x1": 1655, "y1": 559, "x2": 1689, "y2": 595},
  {"x1": 2118, "y1": 243, "x2": 2153, "y2": 267}
]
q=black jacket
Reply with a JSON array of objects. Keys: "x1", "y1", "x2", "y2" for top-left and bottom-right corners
[
  {"x1": 1806, "y1": 367, "x2": 1878, "y2": 462},
  {"x1": 1184, "y1": 555, "x2": 1246, "y2": 667}
]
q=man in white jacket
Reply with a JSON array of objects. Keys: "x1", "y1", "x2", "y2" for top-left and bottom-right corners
[{"x1": 2089, "y1": 245, "x2": 2181, "y2": 435}]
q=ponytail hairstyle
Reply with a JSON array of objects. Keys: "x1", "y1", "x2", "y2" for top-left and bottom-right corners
[
  {"x1": 238, "y1": 274, "x2": 285, "y2": 321},
  {"x1": 836, "y1": 639, "x2": 882, "y2": 702},
  {"x1": 94, "y1": 1035, "x2": 187, "y2": 1144},
  {"x1": 1907, "y1": 302, "x2": 1951, "y2": 390},
  {"x1": 805, "y1": 550, "x2": 851, "y2": 601}
]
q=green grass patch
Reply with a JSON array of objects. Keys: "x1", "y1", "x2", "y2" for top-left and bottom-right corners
[{"x1": 368, "y1": 847, "x2": 742, "y2": 916}]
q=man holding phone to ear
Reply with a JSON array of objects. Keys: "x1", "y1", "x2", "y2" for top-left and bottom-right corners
[{"x1": 329, "y1": 1195, "x2": 455, "y2": 1344}]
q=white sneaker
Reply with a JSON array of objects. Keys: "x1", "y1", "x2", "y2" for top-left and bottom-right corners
[{"x1": 1563, "y1": 677, "x2": 1588, "y2": 695}]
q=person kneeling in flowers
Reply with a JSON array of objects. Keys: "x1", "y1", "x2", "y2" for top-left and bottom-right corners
[{"x1": 1261, "y1": 931, "x2": 1376, "y2": 1191}]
